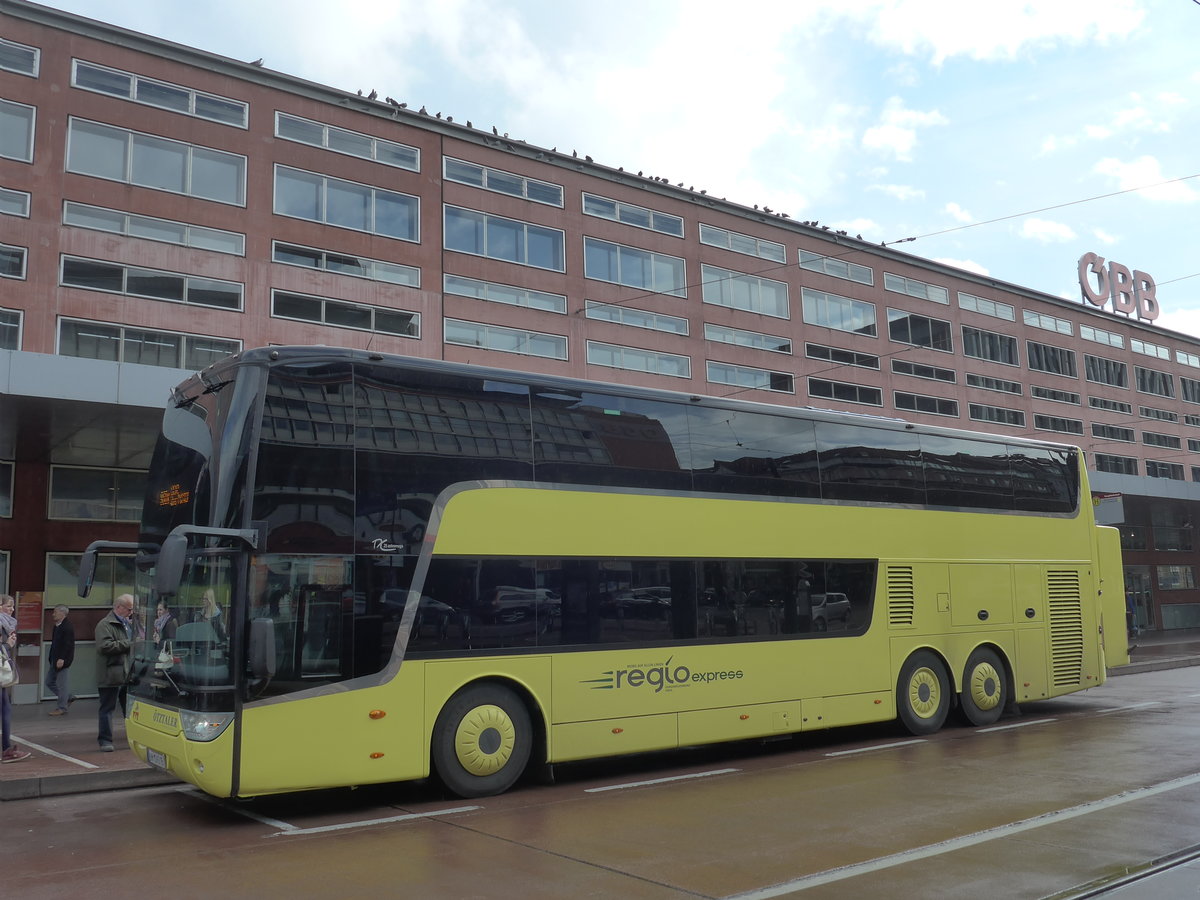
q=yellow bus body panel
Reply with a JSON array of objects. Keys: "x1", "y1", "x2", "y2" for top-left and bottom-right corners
[{"x1": 126, "y1": 700, "x2": 235, "y2": 798}]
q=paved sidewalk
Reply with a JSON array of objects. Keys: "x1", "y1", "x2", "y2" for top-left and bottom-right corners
[{"x1": 3, "y1": 630, "x2": 1198, "y2": 800}]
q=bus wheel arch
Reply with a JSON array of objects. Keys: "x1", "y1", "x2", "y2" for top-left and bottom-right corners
[
  {"x1": 431, "y1": 679, "x2": 540, "y2": 798},
  {"x1": 897, "y1": 649, "x2": 951, "y2": 736},
  {"x1": 958, "y1": 645, "x2": 1009, "y2": 727}
]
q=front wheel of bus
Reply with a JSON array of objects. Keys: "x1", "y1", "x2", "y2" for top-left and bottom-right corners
[
  {"x1": 959, "y1": 647, "x2": 1007, "y2": 727},
  {"x1": 433, "y1": 684, "x2": 532, "y2": 798},
  {"x1": 897, "y1": 651, "x2": 950, "y2": 735}
]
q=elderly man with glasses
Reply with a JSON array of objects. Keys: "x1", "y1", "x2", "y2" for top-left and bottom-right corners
[{"x1": 95, "y1": 594, "x2": 136, "y2": 752}]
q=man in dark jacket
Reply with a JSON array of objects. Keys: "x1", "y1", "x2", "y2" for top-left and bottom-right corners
[
  {"x1": 45, "y1": 604, "x2": 75, "y2": 716},
  {"x1": 95, "y1": 594, "x2": 134, "y2": 751}
]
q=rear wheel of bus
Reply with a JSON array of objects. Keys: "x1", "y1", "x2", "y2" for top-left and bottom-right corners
[
  {"x1": 432, "y1": 683, "x2": 532, "y2": 798},
  {"x1": 958, "y1": 647, "x2": 1007, "y2": 727},
  {"x1": 897, "y1": 650, "x2": 950, "y2": 735}
]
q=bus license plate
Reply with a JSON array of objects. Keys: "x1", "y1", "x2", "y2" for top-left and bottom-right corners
[{"x1": 146, "y1": 748, "x2": 167, "y2": 770}]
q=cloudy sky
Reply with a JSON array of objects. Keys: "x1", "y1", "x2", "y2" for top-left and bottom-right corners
[{"x1": 39, "y1": 0, "x2": 1200, "y2": 333}]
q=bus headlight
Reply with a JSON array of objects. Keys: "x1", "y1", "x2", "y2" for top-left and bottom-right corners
[{"x1": 179, "y1": 710, "x2": 234, "y2": 742}]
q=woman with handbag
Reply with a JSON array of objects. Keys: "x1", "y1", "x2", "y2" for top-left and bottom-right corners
[{"x1": 1, "y1": 594, "x2": 32, "y2": 763}]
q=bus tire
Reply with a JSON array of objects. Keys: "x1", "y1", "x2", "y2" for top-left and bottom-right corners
[
  {"x1": 959, "y1": 647, "x2": 1006, "y2": 727},
  {"x1": 897, "y1": 650, "x2": 950, "y2": 735},
  {"x1": 432, "y1": 683, "x2": 532, "y2": 798}
]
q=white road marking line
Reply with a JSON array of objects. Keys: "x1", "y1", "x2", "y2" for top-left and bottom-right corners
[
  {"x1": 975, "y1": 717, "x2": 1057, "y2": 733},
  {"x1": 268, "y1": 805, "x2": 481, "y2": 836},
  {"x1": 585, "y1": 768, "x2": 740, "y2": 793},
  {"x1": 12, "y1": 737, "x2": 100, "y2": 769},
  {"x1": 725, "y1": 771, "x2": 1200, "y2": 897},
  {"x1": 825, "y1": 739, "x2": 927, "y2": 757},
  {"x1": 1096, "y1": 701, "x2": 1163, "y2": 714}
]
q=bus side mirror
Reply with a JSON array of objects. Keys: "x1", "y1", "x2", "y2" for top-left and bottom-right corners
[
  {"x1": 77, "y1": 549, "x2": 98, "y2": 598},
  {"x1": 249, "y1": 618, "x2": 276, "y2": 678},
  {"x1": 154, "y1": 533, "x2": 188, "y2": 596}
]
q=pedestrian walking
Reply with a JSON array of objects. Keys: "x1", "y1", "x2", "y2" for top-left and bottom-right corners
[
  {"x1": 95, "y1": 593, "x2": 135, "y2": 752},
  {"x1": 45, "y1": 604, "x2": 76, "y2": 715},
  {"x1": 1, "y1": 593, "x2": 32, "y2": 763}
]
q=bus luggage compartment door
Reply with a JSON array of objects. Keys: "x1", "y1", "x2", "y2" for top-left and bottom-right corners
[{"x1": 949, "y1": 564, "x2": 1014, "y2": 628}]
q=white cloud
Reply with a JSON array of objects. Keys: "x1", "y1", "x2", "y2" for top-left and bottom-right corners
[
  {"x1": 861, "y1": 97, "x2": 947, "y2": 161},
  {"x1": 870, "y1": 184, "x2": 926, "y2": 201},
  {"x1": 1092, "y1": 228, "x2": 1119, "y2": 246},
  {"x1": 1094, "y1": 156, "x2": 1198, "y2": 203},
  {"x1": 944, "y1": 202, "x2": 972, "y2": 223},
  {"x1": 1152, "y1": 305, "x2": 1200, "y2": 340},
  {"x1": 1021, "y1": 218, "x2": 1077, "y2": 242}
]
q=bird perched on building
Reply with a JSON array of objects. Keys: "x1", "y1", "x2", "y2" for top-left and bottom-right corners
[
  {"x1": 585, "y1": 155, "x2": 593, "y2": 162},
  {"x1": 493, "y1": 126, "x2": 499, "y2": 135},
  {"x1": 435, "y1": 112, "x2": 442, "y2": 118},
  {"x1": 466, "y1": 120, "x2": 472, "y2": 128},
  {"x1": 367, "y1": 89, "x2": 378, "y2": 100},
  {"x1": 572, "y1": 150, "x2": 578, "y2": 158},
  {"x1": 249, "y1": 58, "x2": 263, "y2": 66},
  {"x1": 419, "y1": 105, "x2": 428, "y2": 114}
]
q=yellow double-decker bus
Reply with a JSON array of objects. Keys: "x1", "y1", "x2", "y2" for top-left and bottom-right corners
[{"x1": 80, "y1": 347, "x2": 1125, "y2": 798}]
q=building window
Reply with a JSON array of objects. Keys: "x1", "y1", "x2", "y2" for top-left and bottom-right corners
[
  {"x1": 61, "y1": 257, "x2": 242, "y2": 310},
  {"x1": 806, "y1": 343, "x2": 879, "y2": 370},
  {"x1": 968, "y1": 404, "x2": 1026, "y2": 427},
  {"x1": 1183, "y1": 377, "x2": 1200, "y2": 405},
  {"x1": 445, "y1": 205, "x2": 564, "y2": 271},
  {"x1": 894, "y1": 392, "x2": 958, "y2": 417},
  {"x1": 702, "y1": 265, "x2": 788, "y2": 317},
  {"x1": 1156, "y1": 565, "x2": 1195, "y2": 589},
  {"x1": 584, "y1": 193, "x2": 682, "y2": 236},
  {"x1": 1031, "y1": 386, "x2": 1080, "y2": 405},
  {"x1": 958, "y1": 292, "x2": 1014, "y2": 321},
  {"x1": 1084, "y1": 355, "x2": 1128, "y2": 388},
  {"x1": 1142, "y1": 431, "x2": 1182, "y2": 449},
  {"x1": 1027, "y1": 341, "x2": 1077, "y2": 377},
  {"x1": 1080, "y1": 324, "x2": 1125, "y2": 349},
  {"x1": 887, "y1": 309, "x2": 952, "y2": 351},
  {"x1": 588, "y1": 342, "x2": 690, "y2": 377},
  {"x1": 702, "y1": 224, "x2": 785, "y2": 263},
  {"x1": 49, "y1": 466, "x2": 147, "y2": 521},
  {"x1": 1131, "y1": 338, "x2": 1169, "y2": 360},
  {"x1": 1190, "y1": 439, "x2": 1200, "y2": 452},
  {"x1": 966, "y1": 373, "x2": 1021, "y2": 394},
  {"x1": 443, "y1": 157, "x2": 560, "y2": 204},
  {"x1": 0, "y1": 98, "x2": 35, "y2": 162},
  {"x1": 446, "y1": 274, "x2": 566, "y2": 314},
  {"x1": 0, "y1": 37, "x2": 39, "y2": 77},
  {"x1": 584, "y1": 237, "x2": 683, "y2": 295},
  {"x1": 587, "y1": 301, "x2": 687, "y2": 334},
  {"x1": 1090, "y1": 396, "x2": 1133, "y2": 414},
  {"x1": 808, "y1": 378, "x2": 882, "y2": 407},
  {"x1": 1177, "y1": 350, "x2": 1200, "y2": 369},
  {"x1": 0, "y1": 308, "x2": 21, "y2": 351},
  {"x1": 0, "y1": 461, "x2": 10, "y2": 517},
  {"x1": 704, "y1": 323, "x2": 790, "y2": 353},
  {"x1": 1095, "y1": 453, "x2": 1138, "y2": 475},
  {"x1": 273, "y1": 242, "x2": 419, "y2": 287},
  {"x1": 0, "y1": 243, "x2": 26, "y2": 280},
  {"x1": 1135, "y1": 366, "x2": 1175, "y2": 398},
  {"x1": 276, "y1": 112, "x2": 418, "y2": 169},
  {"x1": 961, "y1": 326, "x2": 1018, "y2": 366},
  {"x1": 1092, "y1": 423, "x2": 1135, "y2": 442},
  {"x1": 1023, "y1": 310, "x2": 1073, "y2": 335},
  {"x1": 272, "y1": 291, "x2": 419, "y2": 338},
  {"x1": 1140, "y1": 406, "x2": 1178, "y2": 422},
  {"x1": 708, "y1": 361, "x2": 794, "y2": 393},
  {"x1": 64, "y1": 201, "x2": 245, "y2": 255},
  {"x1": 276, "y1": 165, "x2": 418, "y2": 241},
  {"x1": 58, "y1": 319, "x2": 240, "y2": 370},
  {"x1": 446, "y1": 319, "x2": 566, "y2": 360},
  {"x1": 1034, "y1": 414, "x2": 1083, "y2": 435},
  {"x1": 884, "y1": 272, "x2": 948, "y2": 304},
  {"x1": 893, "y1": 360, "x2": 955, "y2": 383},
  {"x1": 802, "y1": 288, "x2": 876, "y2": 336},
  {"x1": 799, "y1": 250, "x2": 873, "y2": 285},
  {"x1": 73, "y1": 60, "x2": 246, "y2": 126},
  {"x1": 67, "y1": 119, "x2": 246, "y2": 205},
  {"x1": 46, "y1": 552, "x2": 136, "y2": 607},
  {"x1": 0, "y1": 187, "x2": 30, "y2": 217}
]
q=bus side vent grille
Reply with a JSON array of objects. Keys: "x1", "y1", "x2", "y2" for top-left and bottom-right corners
[
  {"x1": 887, "y1": 566, "x2": 916, "y2": 628},
  {"x1": 1047, "y1": 569, "x2": 1084, "y2": 687}
]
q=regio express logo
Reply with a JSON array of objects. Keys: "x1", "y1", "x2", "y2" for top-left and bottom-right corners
[{"x1": 582, "y1": 656, "x2": 744, "y2": 694}]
